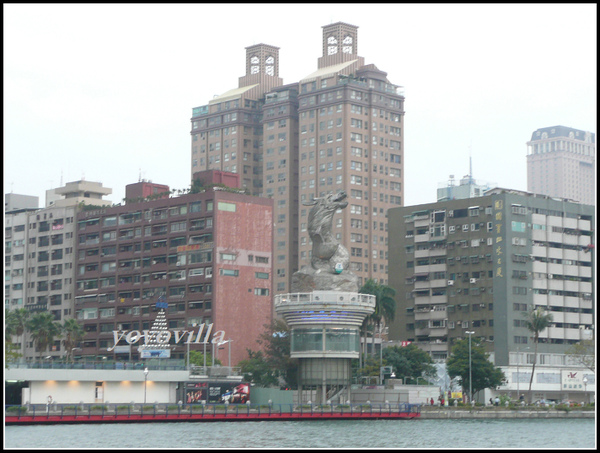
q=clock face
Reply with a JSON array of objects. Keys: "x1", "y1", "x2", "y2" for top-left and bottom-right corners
[
  {"x1": 327, "y1": 36, "x2": 337, "y2": 45},
  {"x1": 265, "y1": 65, "x2": 274, "y2": 76},
  {"x1": 251, "y1": 65, "x2": 259, "y2": 74},
  {"x1": 328, "y1": 45, "x2": 338, "y2": 55}
]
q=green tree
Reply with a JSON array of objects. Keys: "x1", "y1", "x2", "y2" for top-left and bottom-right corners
[
  {"x1": 5, "y1": 309, "x2": 18, "y2": 342},
  {"x1": 5, "y1": 308, "x2": 30, "y2": 360},
  {"x1": 188, "y1": 350, "x2": 220, "y2": 368},
  {"x1": 189, "y1": 178, "x2": 204, "y2": 194},
  {"x1": 238, "y1": 349, "x2": 279, "y2": 387},
  {"x1": 565, "y1": 339, "x2": 595, "y2": 373},
  {"x1": 26, "y1": 312, "x2": 62, "y2": 360},
  {"x1": 523, "y1": 306, "x2": 553, "y2": 402},
  {"x1": 382, "y1": 344, "x2": 437, "y2": 382},
  {"x1": 356, "y1": 355, "x2": 388, "y2": 384},
  {"x1": 246, "y1": 319, "x2": 298, "y2": 389},
  {"x1": 359, "y1": 279, "x2": 396, "y2": 366},
  {"x1": 447, "y1": 337, "x2": 505, "y2": 402},
  {"x1": 62, "y1": 318, "x2": 85, "y2": 362}
]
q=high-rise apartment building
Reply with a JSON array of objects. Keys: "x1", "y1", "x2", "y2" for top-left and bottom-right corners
[
  {"x1": 4, "y1": 180, "x2": 112, "y2": 360},
  {"x1": 73, "y1": 180, "x2": 273, "y2": 365},
  {"x1": 527, "y1": 126, "x2": 596, "y2": 206},
  {"x1": 190, "y1": 22, "x2": 405, "y2": 293},
  {"x1": 388, "y1": 188, "x2": 594, "y2": 369}
]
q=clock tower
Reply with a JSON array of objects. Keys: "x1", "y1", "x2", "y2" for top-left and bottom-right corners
[
  {"x1": 318, "y1": 22, "x2": 359, "y2": 68},
  {"x1": 239, "y1": 43, "x2": 283, "y2": 97}
]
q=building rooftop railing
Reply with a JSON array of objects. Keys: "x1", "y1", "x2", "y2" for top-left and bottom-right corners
[
  {"x1": 6, "y1": 360, "x2": 244, "y2": 377},
  {"x1": 274, "y1": 291, "x2": 375, "y2": 308}
]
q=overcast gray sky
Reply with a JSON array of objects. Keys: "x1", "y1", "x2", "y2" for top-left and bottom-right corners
[{"x1": 4, "y1": 3, "x2": 597, "y2": 208}]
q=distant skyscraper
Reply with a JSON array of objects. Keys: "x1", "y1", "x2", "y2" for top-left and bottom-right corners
[
  {"x1": 190, "y1": 22, "x2": 405, "y2": 293},
  {"x1": 526, "y1": 126, "x2": 595, "y2": 206}
]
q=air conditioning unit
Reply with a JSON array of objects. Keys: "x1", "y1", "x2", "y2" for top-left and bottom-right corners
[
  {"x1": 548, "y1": 274, "x2": 553, "y2": 279},
  {"x1": 447, "y1": 280, "x2": 454, "y2": 286},
  {"x1": 470, "y1": 278, "x2": 477, "y2": 284},
  {"x1": 176, "y1": 261, "x2": 181, "y2": 266}
]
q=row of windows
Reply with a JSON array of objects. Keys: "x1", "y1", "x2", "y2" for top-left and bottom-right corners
[{"x1": 78, "y1": 203, "x2": 215, "y2": 230}]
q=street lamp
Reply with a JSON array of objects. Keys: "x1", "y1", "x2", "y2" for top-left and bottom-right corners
[
  {"x1": 226, "y1": 339, "x2": 233, "y2": 368},
  {"x1": 71, "y1": 347, "x2": 82, "y2": 364},
  {"x1": 465, "y1": 331, "x2": 475, "y2": 404},
  {"x1": 516, "y1": 346, "x2": 529, "y2": 403},
  {"x1": 143, "y1": 368, "x2": 149, "y2": 404},
  {"x1": 583, "y1": 377, "x2": 588, "y2": 405}
]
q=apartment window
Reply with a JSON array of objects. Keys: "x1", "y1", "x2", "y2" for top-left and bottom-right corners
[{"x1": 219, "y1": 269, "x2": 239, "y2": 277}]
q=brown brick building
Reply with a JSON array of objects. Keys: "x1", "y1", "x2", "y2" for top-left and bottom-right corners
[{"x1": 74, "y1": 179, "x2": 273, "y2": 365}]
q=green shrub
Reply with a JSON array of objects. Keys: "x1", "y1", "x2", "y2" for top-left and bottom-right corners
[{"x1": 6, "y1": 406, "x2": 26, "y2": 413}]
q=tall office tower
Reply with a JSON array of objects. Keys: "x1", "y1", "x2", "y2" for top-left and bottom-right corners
[
  {"x1": 190, "y1": 22, "x2": 405, "y2": 294},
  {"x1": 527, "y1": 126, "x2": 596, "y2": 206},
  {"x1": 387, "y1": 188, "x2": 594, "y2": 400},
  {"x1": 74, "y1": 177, "x2": 273, "y2": 365}
]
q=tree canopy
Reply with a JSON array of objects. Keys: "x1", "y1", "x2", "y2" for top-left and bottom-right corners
[
  {"x1": 523, "y1": 306, "x2": 553, "y2": 400},
  {"x1": 382, "y1": 344, "x2": 437, "y2": 382},
  {"x1": 566, "y1": 339, "x2": 595, "y2": 373},
  {"x1": 26, "y1": 312, "x2": 62, "y2": 360},
  {"x1": 239, "y1": 319, "x2": 298, "y2": 389},
  {"x1": 62, "y1": 318, "x2": 85, "y2": 363},
  {"x1": 447, "y1": 337, "x2": 505, "y2": 401}
]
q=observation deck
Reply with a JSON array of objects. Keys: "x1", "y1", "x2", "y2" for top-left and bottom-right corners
[{"x1": 274, "y1": 291, "x2": 375, "y2": 327}]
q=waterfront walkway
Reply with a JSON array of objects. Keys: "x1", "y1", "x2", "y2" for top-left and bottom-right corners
[
  {"x1": 419, "y1": 405, "x2": 595, "y2": 419},
  {"x1": 5, "y1": 403, "x2": 421, "y2": 425}
]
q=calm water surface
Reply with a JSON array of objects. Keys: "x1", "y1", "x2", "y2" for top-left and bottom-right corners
[{"x1": 5, "y1": 418, "x2": 596, "y2": 449}]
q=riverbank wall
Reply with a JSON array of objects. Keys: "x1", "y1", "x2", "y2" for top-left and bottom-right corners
[{"x1": 419, "y1": 407, "x2": 595, "y2": 419}]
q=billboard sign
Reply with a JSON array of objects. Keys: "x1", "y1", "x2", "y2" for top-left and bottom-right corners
[
  {"x1": 186, "y1": 382, "x2": 250, "y2": 404},
  {"x1": 139, "y1": 348, "x2": 171, "y2": 358},
  {"x1": 561, "y1": 370, "x2": 585, "y2": 390}
]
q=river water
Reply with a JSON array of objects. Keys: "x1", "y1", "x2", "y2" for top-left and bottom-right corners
[{"x1": 4, "y1": 418, "x2": 596, "y2": 449}]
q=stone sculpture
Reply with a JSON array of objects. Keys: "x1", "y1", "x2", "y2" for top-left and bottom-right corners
[{"x1": 291, "y1": 191, "x2": 358, "y2": 292}]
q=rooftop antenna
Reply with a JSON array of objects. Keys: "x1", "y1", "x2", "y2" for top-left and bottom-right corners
[
  {"x1": 468, "y1": 143, "x2": 474, "y2": 185},
  {"x1": 139, "y1": 168, "x2": 142, "y2": 182}
]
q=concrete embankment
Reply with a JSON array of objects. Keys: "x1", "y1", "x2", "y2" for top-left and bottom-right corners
[{"x1": 419, "y1": 407, "x2": 595, "y2": 419}]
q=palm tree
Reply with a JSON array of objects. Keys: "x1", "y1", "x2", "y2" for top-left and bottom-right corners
[
  {"x1": 359, "y1": 279, "x2": 397, "y2": 367},
  {"x1": 523, "y1": 306, "x2": 553, "y2": 403},
  {"x1": 26, "y1": 312, "x2": 62, "y2": 361},
  {"x1": 5, "y1": 308, "x2": 30, "y2": 360},
  {"x1": 62, "y1": 318, "x2": 85, "y2": 362},
  {"x1": 5, "y1": 309, "x2": 17, "y2": 342}
]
